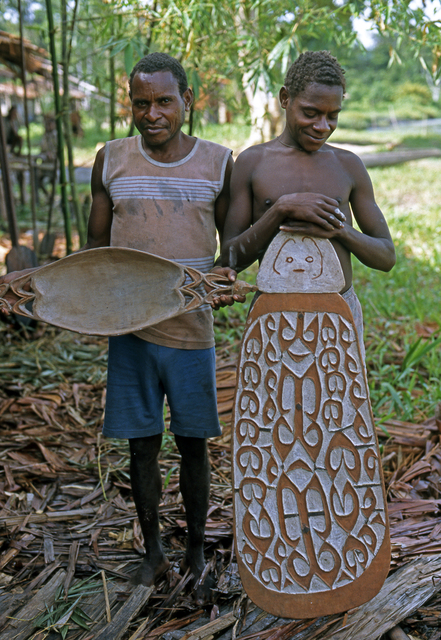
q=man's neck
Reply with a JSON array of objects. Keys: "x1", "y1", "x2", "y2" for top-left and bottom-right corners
[{"x1": 141, "y1": 132, "x2": 196, "y2": 163}]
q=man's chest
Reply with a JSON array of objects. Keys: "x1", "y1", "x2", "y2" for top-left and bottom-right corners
[{"x1": 251, "y1": 155, "x2": 352, "y2": 210}]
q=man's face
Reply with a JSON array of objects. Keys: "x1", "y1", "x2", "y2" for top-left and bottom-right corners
[
  {"x1": 131, "y1": 70, "x2": 193, "y2": 148},
  {"x1": 280, "y1": 82, "x2": 343, "y2": 153}
]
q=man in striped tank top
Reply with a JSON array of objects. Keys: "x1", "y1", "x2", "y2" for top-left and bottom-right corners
[
  {"x1": 86, "y1": 53, "x2": 242, "y2": 602},
  {"x1": 0, "y1": 52, "x2": 241, "y2": 604}
]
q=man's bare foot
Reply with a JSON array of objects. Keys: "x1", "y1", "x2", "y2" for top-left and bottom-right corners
[
  {"x1": 180, "y1": 558, "x2": 216, "y2": 605},
  {"x1": 132, "y1": 553, "x2": 170, "y2": 587}
]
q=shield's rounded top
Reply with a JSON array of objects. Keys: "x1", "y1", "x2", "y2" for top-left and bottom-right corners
[{"x1": 257, "y1": 232, "x2": 345, "y2": 294}]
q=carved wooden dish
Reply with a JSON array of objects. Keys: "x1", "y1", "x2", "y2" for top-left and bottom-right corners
[{"x1": 0, "y1": 247, "x2": 256, "y2": 336}]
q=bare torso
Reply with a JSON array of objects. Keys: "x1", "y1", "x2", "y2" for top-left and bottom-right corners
[
  {"x1": 222, "y1": 81, "x2": 395, "y2": 294},
  {"x1": 250, "y1": 139, "x2": 354, "y2": 290}
]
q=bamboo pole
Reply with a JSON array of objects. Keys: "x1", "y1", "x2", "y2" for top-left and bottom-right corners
[
  {"x1": 18, "y1": 0, "x2": 39, "y2": 255},
  {"x1": 61, "y1": 0, "x2": 86, "y2": 245},
  {"x1": 109, "y1": 20, "x2": 116, "y2": 141},
  {"x1": 0, "y1": 111, "x2": 19, "y2": 247},
  {"x1": 45, "y1": 0, "x2": 72, "y2": 254}
]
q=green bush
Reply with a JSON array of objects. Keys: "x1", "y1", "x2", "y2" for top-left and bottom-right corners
[
  {"x1": 338, "y1": 110, "x2": 372, "y2": 130},
  {"x1": 393, "y1": 82, "x2": 433, "y2": 104},
  {"x1": 391, "y1": 100, "x2": 441, "y2": 121}
]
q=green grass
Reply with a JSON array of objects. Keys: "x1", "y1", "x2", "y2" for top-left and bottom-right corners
[
  {"x1": 353, "y1": 159, "x2": 441, "y2": 421},
  {"x1": 332, "y1": 125, "x2": 441, "y2": 149}
]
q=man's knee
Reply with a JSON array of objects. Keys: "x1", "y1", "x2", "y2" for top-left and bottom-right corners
[
  {"x1": 129, "y1": 433, "x2": 163, "y2": 462},
  {"x1": 175, "y1": 435, "x2": 210, "y2": 473},
  {"x1": 175, "y1": 435, "x2": 209, "y2": 466}
]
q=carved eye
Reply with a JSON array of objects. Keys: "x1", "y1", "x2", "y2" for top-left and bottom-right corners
[
  {"x1": 306, "y1": 256, "x2": 314, "y2": 263},
  {"x1": 286, "y1": 257, "x2": 293, "y2": 263}
]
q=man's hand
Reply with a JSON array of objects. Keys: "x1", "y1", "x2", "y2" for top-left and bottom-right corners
[
  {"x1": 277, "y1": 192, "x2": 346, "y2": 231},
  {"x1": 279, "y1": 219, "x2": 347, "y2": 239},
  {"x1": 209, "y1": 266, "x2": 246, "y2": 310}
]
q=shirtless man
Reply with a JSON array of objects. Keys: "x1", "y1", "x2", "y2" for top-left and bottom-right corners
[{"x1": 221, "y1": 50, "x2": 396, "y2": 337}]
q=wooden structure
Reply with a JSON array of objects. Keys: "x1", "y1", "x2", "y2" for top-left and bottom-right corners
[
  {"x1": 0, "y1": 30, "x2": 52, "y2": 77},
  {"x1": 232, "y1": 232, "x2": 390, "y2": 618}
]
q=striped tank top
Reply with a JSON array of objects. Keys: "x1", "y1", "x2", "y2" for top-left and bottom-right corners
[{"x1": 102, "y1": 135, "x2": 232, "y2": 349}]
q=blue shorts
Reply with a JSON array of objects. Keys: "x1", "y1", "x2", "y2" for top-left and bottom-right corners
[{"x1": 103, "y1": 334, "x2": 221, "y2": 440}]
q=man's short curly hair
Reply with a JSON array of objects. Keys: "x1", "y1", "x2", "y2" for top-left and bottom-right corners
[
  {"x1": 284, "y1": 51, "x2": 346, "y2": 98},
  {"x1": 129, "y1": 53, "x2": 188, "y2": 96}
]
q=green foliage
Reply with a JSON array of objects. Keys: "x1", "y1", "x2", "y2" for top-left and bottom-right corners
[
  {"x1": 398, "y1": 133, "x2": 441, "y2": 149},
  {"x1": 390, "y1": 100, "x2": 441, "y2": 121},
  {"x1": 2, "y1": 0, "x2": 441, "y2": 140},
  {"x1": 342, "y1": 38, "x2": 441, "y2": 128},
  {"x1": 0, "y1": 331, "x2": 108, "y2": 388},
  {"x1": 34, "y1": 575, "x2": 100, "y2": 637},
  {"x1": 194, "y1": 121, "x2": 252, "y2": 149},
  {"x1": 367, "y1": 333, "x2": 441, "y2": 420},
  {"x1": 393, "y1": 82, "x2": 433, "y2": 104},
  {"x1": 338, "y1": 110, "x2": 372, "y2": 130}
]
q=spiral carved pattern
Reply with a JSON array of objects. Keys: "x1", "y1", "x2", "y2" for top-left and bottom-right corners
[{"x1": 233, "y1": 304, "x2": 386, "y2": 596}]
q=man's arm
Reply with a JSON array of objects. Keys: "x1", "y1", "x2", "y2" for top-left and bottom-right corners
[
  {"x1": 280, "y1": 154, "x2": 396, "y2": 272},
  {"x1": 341, "y1": 154, "x2": 395, "y2": 271},
  {"x1": 82, "y1": 146, "x2": 113, "y2": 250},
  {"x1": 213, "y1": 154, "x2": 234, "y2": 253},
  {"x1": 221, "y1": 148, "x2": 345, "y2": 272},
  {"x1": 208, "y1": 154, "x2": 246, "y2": 308}
]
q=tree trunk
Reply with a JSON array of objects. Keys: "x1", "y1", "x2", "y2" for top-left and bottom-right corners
[
  {"x1": 242, "y1": 73, "x2": 273, "y2": 144},
  {"x1": 235, "y1": 6, "x2": 282, "y2": 147},
  {"x1": 360, "y1": 148, "x2": 441, "y2": 167}
]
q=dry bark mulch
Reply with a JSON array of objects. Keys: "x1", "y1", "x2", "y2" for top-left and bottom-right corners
[{"x1": 0, "y1": 327, "x2": 440, "y2": 640}]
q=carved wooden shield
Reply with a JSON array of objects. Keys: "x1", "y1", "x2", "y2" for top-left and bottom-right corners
[
  {"x1": 232, "y1": 232, "x2": 390, "y2": 618},
  {"x1": 0, "y1": 247, "x2": 256, "y2": 336}
]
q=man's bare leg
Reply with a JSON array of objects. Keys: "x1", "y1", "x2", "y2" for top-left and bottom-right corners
[
  {"x1": 129, "y1": 434, "x2": 170, "y2": 585},
  {"x1": 175, "y1": 434, "x2": 214, "y2": 604}
]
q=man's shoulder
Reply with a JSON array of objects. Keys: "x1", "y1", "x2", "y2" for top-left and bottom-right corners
[
  {"x1": 105, "y1": 135, "x2": 139, "y2": 153},
  {"x1": 235, "y1": 140, "x2": 277, "y2": 169},
  {"x1": 239, "y1": 140, "x2": 276, "y2": 159},
  {"x1": 325, "y1": 143, "x2": 365, "y2": 166},
  {"x1": 196, "y1": 137, "x2": 232, "y2": 155},
  {"x1": 323, "y1": 144, "x2": 369, "y2": 185}
]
